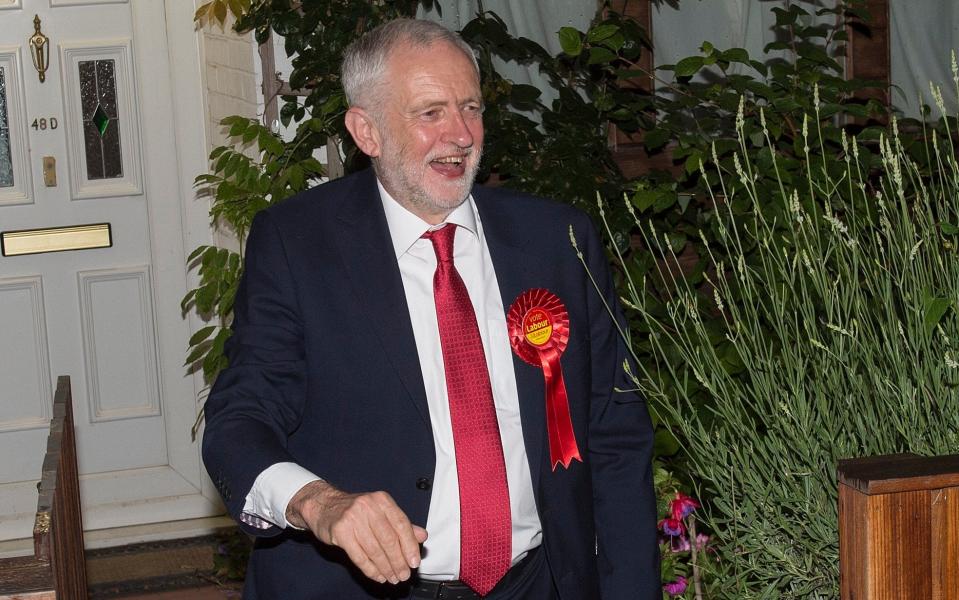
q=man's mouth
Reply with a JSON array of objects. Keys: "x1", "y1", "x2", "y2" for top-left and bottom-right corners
[{"x1": 430, "y1": 154, "x2": 468, "y2": 177}]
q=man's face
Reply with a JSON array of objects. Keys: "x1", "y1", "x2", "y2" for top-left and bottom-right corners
[{"x1": 371, "y1": 40, "x2": 484, "y2": 223}]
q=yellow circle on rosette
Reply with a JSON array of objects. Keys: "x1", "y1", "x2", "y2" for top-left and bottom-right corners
[{"x1": 523, "y1": 308, "x2": 553, "y2": 346}]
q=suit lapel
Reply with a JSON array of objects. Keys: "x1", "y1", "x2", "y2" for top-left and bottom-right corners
[
  {"x1": 332, "y1": 172, "x2": 431, "y2": 426},
  {"x1": 474, "y1": 187, "x2": 549, "y2": 490}
]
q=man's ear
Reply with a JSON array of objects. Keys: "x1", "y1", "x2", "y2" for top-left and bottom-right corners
[{"x1": 344, "y1": 107, "x2": 382, "y2": 158}]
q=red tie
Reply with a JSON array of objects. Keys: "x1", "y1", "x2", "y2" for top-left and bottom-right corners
[{"x1": 424, "y1": 224, "x2": 511, "y2": 596}]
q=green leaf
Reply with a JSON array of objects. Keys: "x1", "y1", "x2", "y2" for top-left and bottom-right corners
[
  {"x1": 558, "y1": 27, "x2": 582, "y2": 57},
  {"x1": 228, "y1": 119, "x2": 248, "y2": 138},
  {"x1": 189, "y1": 326, "x2": 217, "y2": 346},
  {"x1": 509, "y1": 84, "x2": 541, "y2": 105},
  {"x1": 213, "y1": 151, "x2": 232, "y2": 174},
  {"x1": 188, "y1": 245, "x2": 211, "y2": 262},
  {"x1": 599, "y1": 31, "x2": 625, "y2": 52},
  {"x1": 180, "y1": 289, "x2": 197, "y2": 312},
  {"x1": 923, "y1": 297, "x2": 952, "y2": 336},
  {"x1": 941, "y1": 222, "x2": 959, "y2": 235},
  {"x1": 587, "y1": 47, "x2": 617, "y2": 65},
  {"x1": 643, "y1": 128, "x2": 670, "y2": 151},
  {"x1": 653, "y1": 427, "x2": 680, "y2": 457},
  {"x1": 684, "y1": 150, "x2": 704, "y2": 174},
  {"x1": 288, "y1": 165, "x2": 305, "y2": 190},
  {"x1": 721, "y1": 47, "x2": 750, "y2": 63},
  {"x1": 586, "y1": 24, "x2": 618, "y2": 43},
  {"x1": 772, "y1": 6, "x2": 800, "y2": 27},
  {"x1": 632, "y1": 189, "x2": 659, "y2": 212},
  {"x1": 674, "y1": 56, "x2": 704, "y2": 78},
  {"x1": 259, "y1": 131, "x2": 284, "y2": 156},
  {"x1": 185, "y1": 343, "x2": 210, "y2": 366}
]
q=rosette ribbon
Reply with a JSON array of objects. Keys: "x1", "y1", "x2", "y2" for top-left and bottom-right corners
[{"x1": 507, "y1": 288, "x2": 582, "y2": 470}]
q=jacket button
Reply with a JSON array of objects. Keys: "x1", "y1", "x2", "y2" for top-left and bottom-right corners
[{"x1": 416, "y1": 477, "x2": 431, "y2": 491}]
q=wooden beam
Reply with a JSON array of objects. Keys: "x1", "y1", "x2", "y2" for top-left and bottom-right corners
[
  {"x1": 605, "y1": 0, "x2": 670, "y2": 178},
  {"x1": 846, "y1": 0, "x2": 890, "y2": 107}
]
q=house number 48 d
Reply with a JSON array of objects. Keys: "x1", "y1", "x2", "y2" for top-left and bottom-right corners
[{"x1": 31, "y1": 117, "x2": 59, "y2": 131}]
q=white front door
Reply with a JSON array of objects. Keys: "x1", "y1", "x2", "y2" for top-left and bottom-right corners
[{"x1": 0, "y1": 0, "x2": 219, "y2": 540}]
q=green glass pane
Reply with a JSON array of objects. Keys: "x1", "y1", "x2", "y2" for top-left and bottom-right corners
[{"x1": 91, "y1": 104, "x2": 109, "y2": 137}]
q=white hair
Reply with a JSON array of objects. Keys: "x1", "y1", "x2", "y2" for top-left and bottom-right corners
[{"x1": 341, "y1": 18, "x2": 480, "y2": 108}]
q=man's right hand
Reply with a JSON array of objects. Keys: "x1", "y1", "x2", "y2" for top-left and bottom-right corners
[{"x1": 285, "y1": 480, "x2": 428, "y2": 585}]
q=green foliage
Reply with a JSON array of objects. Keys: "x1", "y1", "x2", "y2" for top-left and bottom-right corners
[
  {"x1": 631, "y1": 0, "x2": 889, "y2": 268},
  {"x1": 460, "y1": 8, "x2": 654, "y2": 234},
  {"x1": 182, "y1": 116, "x2": 322, "y2": 410},
  {"x1": 183, "y1": 2, "x2": 430, "y2": 399},
  {"x1": 234, "y1": 0, "x2": 430, "y2": 171},
  {"x1": 591, "y1": 96, "x2": 959, "y2": 596},
  {"x1": 655, "y1": 467, "x2": 715, "y2": 598}
]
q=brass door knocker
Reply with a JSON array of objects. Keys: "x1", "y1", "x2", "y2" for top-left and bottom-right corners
[{"x1": 29, "y1": 15, "x2": 49, "y2": 83}]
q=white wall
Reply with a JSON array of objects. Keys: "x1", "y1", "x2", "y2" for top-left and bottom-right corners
[{"x1": 890, "y1": 0, "x2": 959, "y2": 118}]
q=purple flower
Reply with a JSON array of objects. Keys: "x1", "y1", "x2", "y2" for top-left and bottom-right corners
[
  {"x1": 670, "y1": 492, "x2": 700, "y2": 520},
  {"x1": 663, "y1": 576, "x2": 688, "y2": 596},
  {"x1": 659, "y1": 517, "x2": 685, "y2": 537}
]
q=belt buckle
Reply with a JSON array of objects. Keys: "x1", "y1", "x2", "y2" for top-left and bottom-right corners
[{"x1": 436, "y1": 580, "x2": 475, "y2": 600}]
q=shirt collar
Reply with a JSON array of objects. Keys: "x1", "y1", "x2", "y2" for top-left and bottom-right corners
[{"x1": 377, "y1": 179, "x2": 479, "y2": 259}]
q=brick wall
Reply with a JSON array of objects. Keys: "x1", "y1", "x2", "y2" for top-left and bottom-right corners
[
  {"x1": 200, "y1": 18, "x2": 258, "y2": 249},
  {"x1": 202, "y1": 19, "x2": 258, "y2": 149}
]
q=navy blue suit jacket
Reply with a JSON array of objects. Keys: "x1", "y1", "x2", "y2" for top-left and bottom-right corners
[{"x1": 202, "y1": 169, "x2": 659, "y2": 599}]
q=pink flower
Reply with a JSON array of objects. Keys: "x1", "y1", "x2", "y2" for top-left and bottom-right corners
[
  {"x1": 670, "y1": 534, "x2": 690, "y2": 552},
  {"x1": 670, "y1": 492, "x2": 700, "y2": 520},
  {"x1": 659, "y1": 517, "x2": 685, "y2": 537},
  {"x1": 695, "y1": 533, "x2": 710, "y2": 551},
  {"x1": 663, "y1": 576, "x2": 688, "y2": 596}
]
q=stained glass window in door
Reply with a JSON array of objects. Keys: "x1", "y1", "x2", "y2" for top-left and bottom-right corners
[
  {"x1": 79, "y1": 59, "x2": 123, "y2": 180},
  {"x1": 0, "y1": 68, "x2": 13, "y2": 188}
]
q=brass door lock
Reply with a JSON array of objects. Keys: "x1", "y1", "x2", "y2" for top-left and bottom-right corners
[{"x1": 43, "y1": 156, "x2": 56, "y2": 187}]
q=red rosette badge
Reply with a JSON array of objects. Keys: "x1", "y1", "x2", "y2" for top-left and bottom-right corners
[{"x1": 507, "y1": 288, "x2": 582, "y2": 470}]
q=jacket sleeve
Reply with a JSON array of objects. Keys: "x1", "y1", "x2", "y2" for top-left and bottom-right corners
[
  {"x1": 576, "y1": 214, "x2": 661, "y2": 599},
  {"x1": 202, "y1": 210, "x2": 308, "y2": 537}
]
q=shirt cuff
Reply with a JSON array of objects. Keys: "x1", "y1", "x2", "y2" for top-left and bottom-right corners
[{"x1": 241, "y1": 462, "x2": 322, "y2": 530}]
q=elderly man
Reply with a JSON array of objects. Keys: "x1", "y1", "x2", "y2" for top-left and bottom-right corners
[{"x1": 202, "y1": 17, "x2": 658, "y2": 600}]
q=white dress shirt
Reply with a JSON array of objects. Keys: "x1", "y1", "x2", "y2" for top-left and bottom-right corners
[{"x1": 241, "y1": 182, "x2": 542, "y2": 580}]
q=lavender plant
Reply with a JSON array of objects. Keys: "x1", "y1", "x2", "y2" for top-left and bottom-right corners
[{"x1": 581, "y1": 78, "x2": 959, "y2": 596}]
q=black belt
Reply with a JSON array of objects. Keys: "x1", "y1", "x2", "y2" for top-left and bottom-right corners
[{"x1": 409, "y1": 546, "x2": 540, "y2": 600}]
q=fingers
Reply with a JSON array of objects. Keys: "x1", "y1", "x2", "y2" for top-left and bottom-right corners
[
  {"x1": 413, "y1": 524, "x2": 429, "y2": 544},
  {"x1": 317, "y1": 489, "x2": 424, "y2": 585},
  {"x1": 377, "y1": 493, "x2": 424, "y2": 570}
]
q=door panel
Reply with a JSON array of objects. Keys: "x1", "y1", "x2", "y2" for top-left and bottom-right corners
[
  {"x1": 0, "y1": 0, "x2": 219, "y2": 541},
  {"x1": 0, "y1": 276, "x2": 51, "y2": 432}
]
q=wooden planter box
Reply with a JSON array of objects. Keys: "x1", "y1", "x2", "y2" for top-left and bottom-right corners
[{"x1": 838, "y1": 453, "x2": 959, "y2": 599}]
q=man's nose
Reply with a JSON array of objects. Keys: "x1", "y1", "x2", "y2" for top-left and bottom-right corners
[{"x1": 443, "y1": 110, "x2": 474, "y2": 148}]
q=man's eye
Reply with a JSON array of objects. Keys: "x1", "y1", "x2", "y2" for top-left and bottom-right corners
[{"x1": 422, "y1": 109, "x2": 440, "y2": 119}]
